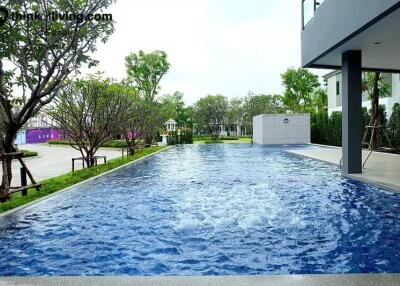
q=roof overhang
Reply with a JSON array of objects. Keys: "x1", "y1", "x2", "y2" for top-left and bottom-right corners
[{"x1": 302, "y1": 0, "x2": 400, "y2": 73}]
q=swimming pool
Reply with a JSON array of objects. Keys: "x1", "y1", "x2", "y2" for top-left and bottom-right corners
[{"x1": 0, "y1": 144, "x2": 399, "y2": 275}]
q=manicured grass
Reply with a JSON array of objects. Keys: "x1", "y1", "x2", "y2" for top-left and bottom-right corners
[
  {"x1": 20, "y1": 150, "x2": 38, "y2": 158},
  {"x1": 195, "y1": 137, "x2": 252, "y2": 144},
  {"x1": 0, "y1": 146, "x2": 166, "y2": 214}
]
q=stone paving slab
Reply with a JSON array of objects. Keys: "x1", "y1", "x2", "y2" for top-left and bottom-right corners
[
  {"x1": 288, "y1": 145, "x2": 400, "y2": 192},
  {"x1": 0, "y1": 275, "x2": 399, "y2": 286},
  {"x1": 0, "y1": 144, "x2": 122, "y2": 186}
]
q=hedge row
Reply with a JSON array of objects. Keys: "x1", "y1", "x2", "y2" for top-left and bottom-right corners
[
  {"x1": 166, "y1": 129, "x2": 193, "y2": 145},
  {"x1": 20, "y1": 150, "x2": 38, "y2": 158},
  {"x1": 49, "y1": 139, "x2": 152, "y2": 148},
  {"x1": 48, "y1": 139, "x2": 129, "y2": 148},
  {"x1": 312, "y1": 104, "x2": 400, "y2": 150},
  {"x1": 193, "y1": 135, "x2": 240, "y2": 141}
]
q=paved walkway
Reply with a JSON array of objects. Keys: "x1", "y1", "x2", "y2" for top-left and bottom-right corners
[
  {"x1": 288, "y1": 145, "x2": 400, "y2": 192},
  {"x1": 1, "y1": 144, "x2": 122, "y2": 186},
  {"x1": 0, "y1": 274, "x2": 399, "y2": 286}
]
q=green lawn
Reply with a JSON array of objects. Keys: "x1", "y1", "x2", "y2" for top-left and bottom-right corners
[
  {"x1": 194, "y1": 137, "x2": 252, "y2": 144},
  {"x1": 0, "y1": 146, "x2": 166, "y2": 214}
]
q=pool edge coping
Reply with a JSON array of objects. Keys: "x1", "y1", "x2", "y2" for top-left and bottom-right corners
[
  {"x1": 0, "y1": 146, "x2": 171, "y2": 219},
  {"x1": 286, "y1": 148, "x2": 400, "y2": 193},
  {"x1": 0, "y1": 274, "x2": 400, "y2": 286}
]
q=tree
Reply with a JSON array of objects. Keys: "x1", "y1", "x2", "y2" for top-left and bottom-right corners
[
  {"x1": 363, "y1": 72, "x2": 390, "y2": 149},
  {"x1": 281, "y1": 68, "x2": 320, "y2": 112},
  {"x1": 125, "y1": 50, "x2": 170, "y2": 144},
  {"x1": 48, "y1": 77, "x2": 132, "y2": 167},
  {"x1": 0, "y1": 0, "x2": 114, "y2": 200},
  {"x1": 159, "y1": 91, "x2": 193, "y2": 129},
  {"x1": 312, "y1": 88, "x2": 328, "y2": 112},
  {"x1": 122, "y1": 87, "x2": 147, "y2": 155},
  {"x1": 243, "y1": 93, "x2": 284, "y2": 132},
  {"x1": 226, "y1": 98, "x2": 245, "y2": 132},
  {"x1": 193, "y1": 95, "x2": 228, "y2": 140}
]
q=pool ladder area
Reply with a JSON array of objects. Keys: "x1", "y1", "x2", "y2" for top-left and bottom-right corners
[
  {"x1": 339, "y1": 153, "x2": 372, "y2": 170},
  {"x1": 339, "y1": 121, "x2": 395, "y2": 171}
]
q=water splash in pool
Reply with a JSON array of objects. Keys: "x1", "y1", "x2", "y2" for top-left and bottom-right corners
[{"x1": 0, "y1": 144, "x2": 400, "y2": 275}]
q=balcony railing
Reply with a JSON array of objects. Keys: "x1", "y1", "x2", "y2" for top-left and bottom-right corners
[{"x1": 302, "y1": 0, "x2": 323, "y2": 29}]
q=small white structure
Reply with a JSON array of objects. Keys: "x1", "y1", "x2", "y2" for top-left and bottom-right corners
[
  {"x1": 165, "y1": 119, "x2": 178, "y2": 132},
  {"x1": 253, "y1": 114, "x2": 310, "y2": 145}
]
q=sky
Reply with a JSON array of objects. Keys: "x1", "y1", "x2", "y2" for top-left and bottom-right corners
[{"x1": 89, "y1": 0, "x2": 327, "y2": 105}]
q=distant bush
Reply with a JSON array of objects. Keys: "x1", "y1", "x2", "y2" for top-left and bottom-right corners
[
  {"x1": 311, "y1": 111, "x2": 329, "y2": 145},
  {"x1": 166, "y1": 128, "x2": 193, "y2": 145},
  {"x1": 48, "y1": 139, "x2": 71, "y2": 145},
  {"x1": 193, "y1": 135, "x2": 211, "y2": 141},
  {"x1": 193, "y1": 135, "x2": 240, "y2": 141},
  {"x1": 20, "y1": 150, "x2": 38, "y2": 158},
  {"x1": 101, "y1": 140, "x2": 128, "y2": 148},
  {"x1": 221, "y1": 136, "x2": 239, "y2": 141},
  {"x1": 326, "y1": 111, "x2": 342, "y2": 147},
  {"x1": 49, "y1": 139, "x2": 128, "y2": 148},
  {"x1": 389, "y1": 103, "x2": 400, "y2": 150},
  {"x1": 311, "y1": 105, "x2": 389, "y2": 148},
  {"x1": 204, "y1": 140, "x2": 224, "y2": 144}
]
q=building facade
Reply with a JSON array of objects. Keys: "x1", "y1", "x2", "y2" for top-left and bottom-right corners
[
  {"x1": 325, "y1": 71, "x2": 400, "y2": 118},
  {"x1": 301, "y1": 0, "x2": 400, "y2": 174},
  {"x1": 14, "y1": 112, "x2": 64, "y2": 145}
]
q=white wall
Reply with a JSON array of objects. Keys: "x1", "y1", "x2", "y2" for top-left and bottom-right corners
[
  {"x1": 253, "y1": 114, "x2": 310, "y2": 145},
  {"x1": 327, "y1": 73, "x2": 400, "y2": 118}
]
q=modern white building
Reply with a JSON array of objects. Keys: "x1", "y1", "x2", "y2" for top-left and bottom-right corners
[
  {"x1": 253, "y1": 114, "x2": 310, "y2": 145},
  {"x1": 325, "y1": 71, "x2": 400, "y2": 118},
  {"x1": 301, "y1": 0, "x2": 400, "y2": 174}
]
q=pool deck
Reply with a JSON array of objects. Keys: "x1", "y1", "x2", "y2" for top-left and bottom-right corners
[
  {"x1": 288, "y1": 145, "x2": 400, "y2": 192},
  {"x1": 0, "y1": 275, "x2": 399, "y2": 286}
]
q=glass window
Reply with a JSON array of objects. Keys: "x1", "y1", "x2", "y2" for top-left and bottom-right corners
[{"x1": 336, "y1": 81, "x2": 340, "y2": 96}]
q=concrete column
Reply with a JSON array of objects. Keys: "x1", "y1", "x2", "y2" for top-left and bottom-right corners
[{"x1": 341, "y1": 50, "x2": 362, "y2": 174}]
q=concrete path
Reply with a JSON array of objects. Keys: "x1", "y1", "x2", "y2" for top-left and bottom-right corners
[
  {"x1": 0, "y1": 144, "x2": 122, "y2": 186},
  {"x1": 288, "y1": 145, "x2": 400, "y2": 192},
  {"x1": 0, "y1": 274, "x2": 399, "y2": 286}
]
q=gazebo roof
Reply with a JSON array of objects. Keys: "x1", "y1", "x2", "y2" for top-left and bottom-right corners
[{"x1": 165, "y1": 119, "x2": 177, "y2": 124}]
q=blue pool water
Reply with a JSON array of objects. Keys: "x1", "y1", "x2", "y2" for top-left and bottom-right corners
[{"x1": 0, "y1": 144, "x2": 400, "y2": 276}]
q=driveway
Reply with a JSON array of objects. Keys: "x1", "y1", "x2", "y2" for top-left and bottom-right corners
[{"x1": 1, "y1": 144, "x2": 122, "y2": 186}]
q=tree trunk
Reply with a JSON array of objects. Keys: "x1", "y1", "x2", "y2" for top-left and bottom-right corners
[
  {"x1": 85, "y1": 152, "x2": 96, "y2": 168},
  {"x1": 128, "y1": 138, "x2": 136, "y2": 156},
  {"x1": 369, "y1": 72, "x2": 380, "y2": 150},
  {"x1": 0, "y1": 126, "x2": 18, "y2": 201}
]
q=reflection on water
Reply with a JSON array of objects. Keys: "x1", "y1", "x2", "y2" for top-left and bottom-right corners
[{"x1": 0, "y1": 144, "x2": 399, "y2": 275}]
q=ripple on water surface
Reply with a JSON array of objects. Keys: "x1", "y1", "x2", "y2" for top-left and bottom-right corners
[{"x1": 0, "y1": 145, "x2": 400, "y2": 275}]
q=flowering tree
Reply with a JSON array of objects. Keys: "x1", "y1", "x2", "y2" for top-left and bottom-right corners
[{"x1": 0, "y1": 0, "x2": 114, "y2": 200}]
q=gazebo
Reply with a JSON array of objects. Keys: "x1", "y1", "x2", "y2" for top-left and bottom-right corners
[{"x1": 165, "y1": 119, "x2": 178, "y2": 132}]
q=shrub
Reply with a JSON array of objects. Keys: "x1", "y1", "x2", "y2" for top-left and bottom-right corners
[
  {"x1": 204, "y1": 140, "x2": 223, "y2": 144},
  {"x1": 389, "y1": 103, "x2": 400, "y2": 149},
  {"x1": 193, "y1": 135, "x2": 211, "y2": 141},
  {"x1": 311, "y1": 111, "x2": 329, "y2": 145},
  {"x1": 311, "y1": 106, "x2": 385, "y2": 147},
  {"x1": 327, "y1": 111, "x2": 342, "y2": 147},
  {"x1": 221, "y1": 136, "x2": 239, "y2": 141},
  {"x1": 101, "y1": 140, "x2": 128, "y2": 148},
  {"x1": 20, "y1": 150, "x2": 38, "y2": 158},
  {"x1": 48, "y1": 139, "x2": 72, "y2": 145},
  {"x1": 166, "y1": 129, "x2": 193, "y2": 145},
  {"x1": 167, "y1": 131, "x2": 177, "y2": 145},
  {"x1": 49, "y1": 139, "x2": 129, "y2": 148}
]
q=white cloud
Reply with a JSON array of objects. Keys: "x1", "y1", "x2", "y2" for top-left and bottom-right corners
[{"x1": 85, "y1": 0, "x2": 328, "y2": 105}]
